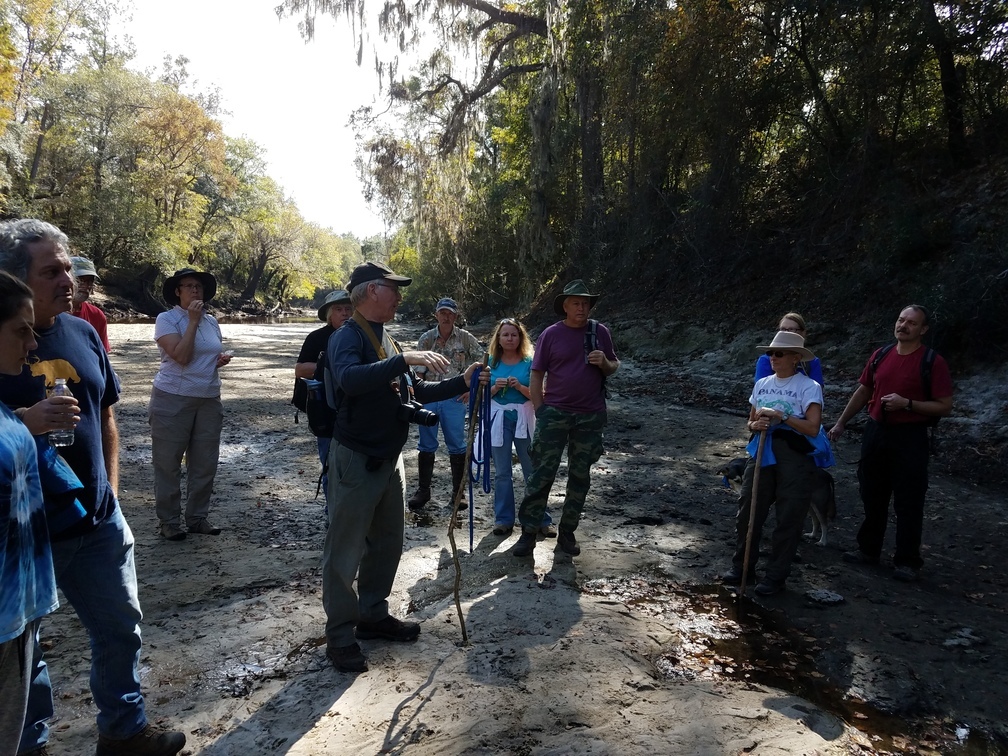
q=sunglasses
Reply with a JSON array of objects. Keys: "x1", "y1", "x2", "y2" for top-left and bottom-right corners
[{"x1": 766, "y1": 350, "x2": 797, "y2": 358}]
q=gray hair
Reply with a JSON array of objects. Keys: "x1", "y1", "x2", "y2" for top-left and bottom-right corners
[
  {"x1": 0, "y1": 219, "x2": 70, "y2": 282},
  {"x1": 350, "y1": 281, "x2": 372, "y2": 307}
]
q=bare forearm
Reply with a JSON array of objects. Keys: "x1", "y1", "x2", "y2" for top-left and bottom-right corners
[
  {"x1": 294, "y1": 362, "x2": 317, "y2": 379},
  {"x1": 530, "y1": 371, "x2": 545, "y2": 409},
  {"x1": 102, "y1": 407, "x2": 119, "y2": 494}
]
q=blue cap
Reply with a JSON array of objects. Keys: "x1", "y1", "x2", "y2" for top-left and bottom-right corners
[{"x1": 436, "y1": 297, "x2": 459, "y2": 313}]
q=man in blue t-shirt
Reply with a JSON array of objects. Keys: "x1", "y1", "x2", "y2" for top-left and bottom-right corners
[{"x1": 0, "y1": 220, "x2": 185, "y2": 756}]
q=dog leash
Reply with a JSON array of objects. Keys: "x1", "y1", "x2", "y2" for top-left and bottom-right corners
[{"x1": 465, "y1": 370, "x2": 492, "y2": 552}]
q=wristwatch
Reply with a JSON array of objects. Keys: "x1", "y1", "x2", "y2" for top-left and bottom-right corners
[{"x1": 780, "y1": 412, "x2": 790, "y2": 423}]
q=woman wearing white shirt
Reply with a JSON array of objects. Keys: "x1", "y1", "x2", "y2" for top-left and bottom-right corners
[
  {"x1": 723, "y1": 331, "x2": 823, "y2": 595},
  {"x1": 149, "y1": 268, "x2": 232, "y2": 541}
]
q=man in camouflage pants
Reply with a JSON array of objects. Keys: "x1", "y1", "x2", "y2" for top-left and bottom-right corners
[{"x1": 512, "y1": 280, "x2": 619, "y2": 558}]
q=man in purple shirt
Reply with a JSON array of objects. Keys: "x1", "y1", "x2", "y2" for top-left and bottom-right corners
[{"x1": 512, "y1": 280, "x2": 619, "y2": 558}]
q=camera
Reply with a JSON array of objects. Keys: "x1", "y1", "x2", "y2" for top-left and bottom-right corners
[
  {"x1": 301, "y1": 378, "x2": 325, "y2": 402},
  {"x1": 398, "y1": 399, "x2": 439, "y2": 427}
]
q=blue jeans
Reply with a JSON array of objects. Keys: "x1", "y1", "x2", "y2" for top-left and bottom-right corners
[
  {"x1": 317, "y1": 436, "x2": 332, "y2": 498},
  {"x1": 417, "y1": 396, "x2": 466, "y2": 454},
  {"x1": 19, "y1": 505, "x2": 146, "y2": 752},
  {"x1": 490, "y1": 412, "x2": 551, "y2": 528}
]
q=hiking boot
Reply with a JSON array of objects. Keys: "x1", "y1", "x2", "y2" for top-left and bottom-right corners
[
  {"x1": 539, "y1": 524, "x2": 557, "y2": 539},
  {"x1": 512, "y1": 528, "x2": 537, "y2": 557},
  {"x1": 754, "y1": 579, "x2": 785, "y2": 596},
  {"x1": 408, "y1": 452, "x2": 436, "y2": 511},
  {"x1": 188, "y1": 519, "x2": 221, "y2": 535},
  {"x1": 721, "y1": 565, "x2": 757, "y2": 585},
  {"x1": 492, "y1": 523, "x2": 514, "y2": 537},
  {"x1": 893, "y1": 565, "x2": 920, "y2": 582},
  {"x1": 327, "y1": 642, "x2": 368, "y2": 673},
  {"x1": 96, "y1": 723, "x2": 185, "y2": 756},
  {"x1": 842, "y1": 549, "x2": 879, "y2": 565},
  {"x1": 557, "y1": 529, "x2": 581, "y2": 556},
  {"x1": 355, "y1": 615, "x2": 420, "y2": 642},
  {"x1": 160, "y1": 523, "x2": 186, "y2": 541}
]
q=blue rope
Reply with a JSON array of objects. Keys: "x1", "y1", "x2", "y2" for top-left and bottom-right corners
[{"x1": 466, "y1": 371, "x2": 492, "y2": 552}]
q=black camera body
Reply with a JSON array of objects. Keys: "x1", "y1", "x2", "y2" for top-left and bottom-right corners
[{"x1": 398, "y1": 399, "x2": 439, "y2": 427}]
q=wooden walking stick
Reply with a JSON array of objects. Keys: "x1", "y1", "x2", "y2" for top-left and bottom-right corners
[
  {"x1": 446, "y1": 367, "x2": 487, "y2": 646},
  {"x1": 738, "y1": 427, "x2": 768, "y2": 614}
]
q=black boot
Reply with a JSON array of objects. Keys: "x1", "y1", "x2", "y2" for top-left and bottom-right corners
[
  {"x1": 449, "y1": 453, "x2": 467, "y2": 506},
  {"x1": 512, "y1": 527, "x2": 538, "y2": 557},
  {"x1": 408, "y1": 452, "x2": 436, "y2": 511}
]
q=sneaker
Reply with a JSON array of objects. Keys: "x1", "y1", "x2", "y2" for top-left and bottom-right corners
[
  {"x1": 492, "y1": 523, "x2": 513, "y2": 537},
  {"x1": 159, "y1": 523, "x2": 186, "y2": 541},
  {"x1": 557, "y1": 529, "x2": 581, "y2": 556},
  {"x1": 754, "y1": 579, "x2": 785, "y2": 596},
  {"x1": 355, "y1": 615, "x2": 420, "y2": 642},
  {"x1": 893, "y1": 565, "x2": 920, "y2": 582},
  {"x1": 842, "y1": 549, "x2": 879, "y2": 565},
  {"x1": 327, "y1": 642, "x2": 368, "y2": 673},
  {"x1": 720, "y1": 566, "x2": 757, "y2": 585},
  {"x1": 539, "y1": 524, "x2": 558, "y2": 539},
  {"x1": 188, "y1": 519, "x2": 221, "y2": 535},
  {"x1": 512, "y1": 528, "x2": 537, "y2": 557},
  {"x1": 96, "y1": 723, "x2": 185, "y2": 756}
]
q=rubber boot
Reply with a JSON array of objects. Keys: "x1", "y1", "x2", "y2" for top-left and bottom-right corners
[{"x1": 407, "y1": 452, "x2": 435, "y2": 511}]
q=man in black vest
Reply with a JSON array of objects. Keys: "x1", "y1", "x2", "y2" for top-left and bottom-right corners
[
  {"x1": 828, "y1": 305, "x2": 953, "y2": 582},
  {"x1": 321, "y1": 262, "x2": 488, "y2": 673}
]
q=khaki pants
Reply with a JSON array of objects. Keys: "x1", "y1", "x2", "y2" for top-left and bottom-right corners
[{"x1": 148, "y1": 387, "x2": 223, "y2": 527}]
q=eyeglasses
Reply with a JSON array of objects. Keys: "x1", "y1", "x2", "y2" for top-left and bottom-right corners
[
  {"x1": 499, "y1": 318, "x2": 518, "y2": 326},
  {"x1": 778, "y1": 327, "x2": 802, "y2": 333},
  {"x1": 179, "y1": 283, "x2": 203, "y2": 290},
  {"x1": 766, "y1": 350, "x2": 797, "y2": 358},
  {"x1": 371, "y1": 281, "x2": 400, "y2": 293}
]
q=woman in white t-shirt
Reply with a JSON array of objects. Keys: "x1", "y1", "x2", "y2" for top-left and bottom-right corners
[
  {"x1": 149, "y1": 268, "x2": 232, "y2": 541},
  {"x1": 723, "y1": 331, "x2": 822, "y2": 596}
]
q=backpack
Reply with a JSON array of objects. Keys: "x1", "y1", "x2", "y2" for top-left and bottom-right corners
[
  {"x1": 291, "y1": 349, "x2": 337, "y2": 438},
  {"x1": 586, "y1": 319, "x2": 610, "y2": 398},
  {"x1": 870, "y1": 343, "x2": 939, "y2": 428}
]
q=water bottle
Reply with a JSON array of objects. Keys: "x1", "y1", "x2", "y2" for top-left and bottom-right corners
[{"x1": 48, "y1": 378, "x2": 75, "y2": 447}]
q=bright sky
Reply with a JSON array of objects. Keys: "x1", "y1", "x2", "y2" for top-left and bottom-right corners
[{"x1": 120, "y1": 0, "x2": 388, "y2": 239}]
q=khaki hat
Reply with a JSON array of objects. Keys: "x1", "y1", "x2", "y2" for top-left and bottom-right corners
[
  {"x1": 554, "y1": 279, "x2": 600, "y2": 317},
  {"x1": 757, "y1": 331, "x2": 815, "y2": 361},
  {"x1": 71, "y1": 256, "x2": 99, "y2": 279},
  {"x1": 318, "y1": 289, "x2": 351, "y2": 321}
]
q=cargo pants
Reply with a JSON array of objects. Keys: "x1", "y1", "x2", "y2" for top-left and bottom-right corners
[{"x1": 517, "y1": 405, "x2": 606, "y2": 534}]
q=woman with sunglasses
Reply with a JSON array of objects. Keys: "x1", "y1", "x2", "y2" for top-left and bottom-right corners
[
  {"x1": 754, "y1": 312, "x2": 823, "y2": 386},
  {"x1": 723, "y1": 331, "x2": 825, "y2": 596},
  {"x1": 486, "y1": 319, "x2": 553, "y2": 537}
]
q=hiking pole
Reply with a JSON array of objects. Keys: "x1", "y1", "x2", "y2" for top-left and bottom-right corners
[
  {"x1": 446, "y1": 366, "x2": 487, "y2": 645},
  {"x1": 738, "y1": 428, "x2": 768, "y2": 616}
]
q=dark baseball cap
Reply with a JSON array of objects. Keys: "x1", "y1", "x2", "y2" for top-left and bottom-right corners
[{"x1": 347, "y1": 261, "x2": 412, "y2": 291}]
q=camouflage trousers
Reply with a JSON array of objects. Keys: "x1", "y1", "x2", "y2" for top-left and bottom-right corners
[{"x1": 517, "y1": 406, "x2": 607, "y2": 533}]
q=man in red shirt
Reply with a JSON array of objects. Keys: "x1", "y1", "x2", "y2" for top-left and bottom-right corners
[
  {"x1": 828, "y1": 305, "x2": 953, "y2": 581},
  {"x1": 71, "y1": 256, "x2": 111, "y2": 352}
]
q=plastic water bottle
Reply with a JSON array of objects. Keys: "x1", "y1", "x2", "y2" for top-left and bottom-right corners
[{"x1": 48, "y1": 378, "x2": 75, "y2": 447}]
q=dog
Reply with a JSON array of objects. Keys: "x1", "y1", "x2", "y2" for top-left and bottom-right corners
[{"x1": 717, "y1": 457, "x2": 836, "y2": 546}]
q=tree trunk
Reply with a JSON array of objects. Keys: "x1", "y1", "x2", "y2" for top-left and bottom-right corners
[{"x1": 920, "y1": 0, "x2": 968, "y2": 164}]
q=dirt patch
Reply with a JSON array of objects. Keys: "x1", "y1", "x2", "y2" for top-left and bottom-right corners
[{"x1": 34, "y1": 322, "x2": 1006, "y2": 755}]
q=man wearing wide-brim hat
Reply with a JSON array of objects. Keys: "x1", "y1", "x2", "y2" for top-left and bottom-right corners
[
  {"x1": 293, "y1": 289, "x2": 353, "y2": 498},
  {"x1": 70, "y1": 256, "x2": 110, "y2": 352},
  {"x1": 512, "y1": 279, "x2": 620, "y2": 559}
]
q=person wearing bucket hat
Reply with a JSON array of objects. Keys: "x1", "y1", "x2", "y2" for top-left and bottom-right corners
[
  {"x1": 0, "y1": 219, "x2": 186, "y2": 756},
  {"x1": 293, "y1": 289, "x2": 353, "y2": 498},
  {"x1": 70, "y1": 256, "x2": 111, "y2": 352},
  {"x1": 722, "y1": 330, "x2": 828, "y2": 596},
  {"x1": 828, "y1": 305, "x2": 952, "y2": 583},
  {"x1": 319, "y1": 262, "x2": 488, "y2": 673},
  {"x1": 149, "y1": 267, "x2": 232, "y2": 542},
  {"x1": 512, "y1": 279, "x2": 619, "y2": 559},
  {"x1": 407, "y1": 296, "x2": 483, "y2": 512}
]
